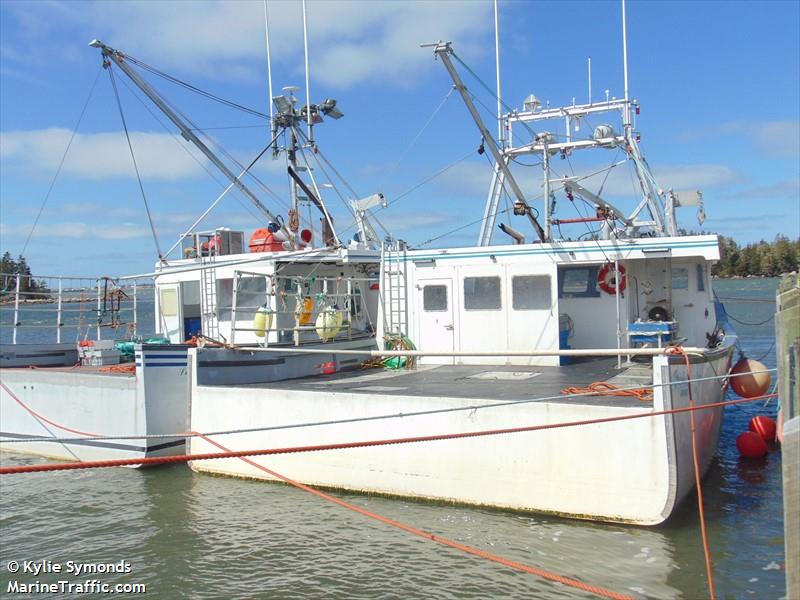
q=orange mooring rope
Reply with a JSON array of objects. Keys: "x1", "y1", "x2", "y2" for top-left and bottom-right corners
[
  {"x1": 99, "y1": 363, "x2": 137, "y2": 374},
  {"x1": 195, "y1": 433, "x2": 635, "y2": 600},
  {"x1": 0, "y1": 392, "x2": 776, "y2": 476},
  {"x1": 0, "y1": 380, "x2": 101, "y2": 438},
  {"x1": 560, "y1": 381, "x2": 653, "y2": 402},
  {"x1": 667, "y1": 347, "x2": 716, "y2": 600}
]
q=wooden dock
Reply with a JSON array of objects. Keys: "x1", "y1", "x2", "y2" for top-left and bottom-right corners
[{"x1": 777, "y1": 273, "x2": 799, "y2": 600}]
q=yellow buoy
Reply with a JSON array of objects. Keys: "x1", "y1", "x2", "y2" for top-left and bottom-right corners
[
  {"x1": 252, "y1": 305, "x2": 273, "y2": 338},
  {"x1": 315, "y1": 308, "x2": 342, "y2": 342}
]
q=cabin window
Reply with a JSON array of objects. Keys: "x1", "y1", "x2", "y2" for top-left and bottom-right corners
[
  {"x1": 217, "y1": 277, "x2": 268, "y2": 321},
  {"x1": 464, "y1": 276, "x2": 501, "y2": 310},
  {"x1": 672, "y1": 267, "x2": 689, "y2": 290},
  {"x1": 159, "y1": 288, "x2": 178, "y2": 317},
  {"x1": 558, "y1": 266, "x2": 600, "y2": 298},
  {"x1": 696, "y1": 264, "x2": 706, "y2": 291},
  {"x1": 423, "y1": 285, "x2": 448, "y2": 312},
  {"x1": 512, "y1": 275, "x2": 551, "y2": 310}
]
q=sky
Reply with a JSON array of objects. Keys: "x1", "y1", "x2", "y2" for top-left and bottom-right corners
[{"x1": 1, "y1": 0, "x2": 798, "y2": 276}]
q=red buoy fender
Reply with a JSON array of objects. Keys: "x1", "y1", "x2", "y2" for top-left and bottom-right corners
[
  {"x1": 598, "y1": 263, "x2": 626, "y2": 295},
  {"x1": 736, "y1": 431, "x2": 768, "y2": 458},
  {"x1": 749, "y1": 415, "x2": 777, "y2": 442}
]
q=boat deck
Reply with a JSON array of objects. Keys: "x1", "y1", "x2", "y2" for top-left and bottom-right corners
[
  {"x1": 0, "y1": 364, "x2": 136, "y2": 377},
  {"x1": 239, "y1": 357, "x2": 655, "y2": 408}
]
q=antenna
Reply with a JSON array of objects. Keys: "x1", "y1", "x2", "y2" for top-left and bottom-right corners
[
  {"x1": 493, "y1": 0, "x2": 503, "y2": 147},
  {"x1": 263, "y1": 0, "x2": 277, "y2": 158},
  {"x1": 588, "y1": 56, "x2": 592, "y2": 105},
  {"x1": 621, "y1": 0, "x2": 630, "y2": 126},
  {"x1": 302, "y1": 0, "x2": 312, "y2": 142}
]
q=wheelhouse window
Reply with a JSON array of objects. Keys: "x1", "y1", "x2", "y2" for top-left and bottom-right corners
[
  {"x1": 512, "y1": 275, "x2": 551, "y2": 310},
  {"x1": 423, "y1": 285, "x2": 448, "y2": 312},
  {"x1": 464, "y1": 276, "x2": 501, "y2": 310},
  {"x1": 217, "y1": 277, "x2": 268, "y2": 321},
  {"x1": 696, "y1": 264, "x2": 706, "y2": 292},
  {"x1": 672, "y1": 267, "x2": 689, "y2": 290},
  {"x1": 558, "y1": 266, "x2": 600, "y2": 298},
  {"x1": 159, "y1": 288, "x2": 178, "y2": 317}
]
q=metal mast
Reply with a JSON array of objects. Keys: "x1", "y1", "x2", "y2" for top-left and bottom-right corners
[
  {"x1": 432, "y1": 42, "x2": 545, "y2": 243},
  {"x1": 89, "y1": 40, "x2": 292, "y2": 242}
]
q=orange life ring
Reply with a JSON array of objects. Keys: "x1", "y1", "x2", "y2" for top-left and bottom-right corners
[{"x1": 598, "y1": 263, "x2": 626, "y2": 295}]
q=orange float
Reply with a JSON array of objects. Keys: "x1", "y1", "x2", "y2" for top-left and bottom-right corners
[{"x1": 730, "y1": 358, "x2": 771, "y2": 398}]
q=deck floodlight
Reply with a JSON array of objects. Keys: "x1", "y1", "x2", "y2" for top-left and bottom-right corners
[
  {"x1": 273, "y1": 95, "x2": 292, "y2": 115},
  {"x1": 89, "y1": 39, "x2": 104, "y2": 48},
  {"x1": 319, "y1": 98, "x2": 343, "y2": 119},
  {"x1": 523, "y1": 94, "x2": 541, "y2": 112}
]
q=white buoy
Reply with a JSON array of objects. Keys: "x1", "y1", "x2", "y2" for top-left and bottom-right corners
[{"x1": 315, "y1": 308, "x2": 342, "y2": 342}]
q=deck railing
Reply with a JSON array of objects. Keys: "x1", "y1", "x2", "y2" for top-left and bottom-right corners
[{"x1": 0, "y1": 273, "x2": 153, "y2": 345}]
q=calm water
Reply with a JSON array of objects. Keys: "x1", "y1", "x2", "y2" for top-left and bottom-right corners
[{"x1": 0, "y1": 279, "x2": 785, "y2": 599}]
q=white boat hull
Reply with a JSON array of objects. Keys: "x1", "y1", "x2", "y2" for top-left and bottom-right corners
[{"x1": 187, "y1": 343, "x2": 734, "y2": 525}]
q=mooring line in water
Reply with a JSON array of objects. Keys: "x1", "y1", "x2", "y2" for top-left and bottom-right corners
[
  {"x1": 0, "y1": 392, "x2": 777, "y2": 476},
  {"x1": 194, "y1": 433, "x2": 636, "y2": 600},
  {"x1": 669, "y1": 348, "x2": 716, "y2": 600},
  {"x1": 1, "y1": 368, "x2": 776, "y2": 445}
]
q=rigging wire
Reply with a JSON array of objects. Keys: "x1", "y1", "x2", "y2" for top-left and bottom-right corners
[
  {"x1": 107, "y1": 67, "x2": 165, "y2": 262},
  {"x1": 123, "y1": 54, "x2": 268, "y2": 120},
  {"x1": 388, "y1": 148, "x2": 477, "y2": 208},
  {"x1": 450, "y1": 51, "x2": 538, "y2": 141},
  {"x1": 415, "y1": 205, "x2": 513, "y2": 248},
  {"x1": 381, "y1": 86, "x2": 456, "y2": 188},
  {"x1": 21, "y1": 66, "x2": 104, "y2": 256},
  {"x1": 113, "y1": 74, "x2": 265, "y2": 225},
  {"x1": 116, "y1": 56, "x2": 289, "y2": 215}
]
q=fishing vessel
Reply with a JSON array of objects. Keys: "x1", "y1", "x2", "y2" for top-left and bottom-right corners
[{"x1": 185, "y1": 16, "x2": 737, "y2": 525}]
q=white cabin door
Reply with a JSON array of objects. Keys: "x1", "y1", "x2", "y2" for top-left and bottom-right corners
[
  {"x1": 416, "y1": 278, "x2": 455, "y2": 365},
  {"x1": 157, "y1": 284, "x2": 183, "y2": 342}
]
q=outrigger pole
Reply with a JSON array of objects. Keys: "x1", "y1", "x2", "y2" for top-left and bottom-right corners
[
  {"x1": 89, "y1": 39, "x2": 294, "y2": 244},
  {"x1": 429, "y1": 41, "x2": 546, "y2": 243}
]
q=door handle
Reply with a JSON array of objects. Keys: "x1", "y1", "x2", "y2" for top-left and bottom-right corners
[{"x1": 444, "y1": 324, "x2": 454, "y2": 330}]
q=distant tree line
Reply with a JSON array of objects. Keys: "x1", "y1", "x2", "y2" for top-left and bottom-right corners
[
  {"x1": 0, "y1": 252, "x2": 49, "y2": 298},
  {"x1": 712, "y1": 235, "x2": 799, "y2": 278}
]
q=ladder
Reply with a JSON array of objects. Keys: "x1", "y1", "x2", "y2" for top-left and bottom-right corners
[
  {"x1": 381, "y1": 241, "x2": 408, "y2": 337},
  {"x1": 199, "y1": 259, "x2": 219, "y2": 339}
]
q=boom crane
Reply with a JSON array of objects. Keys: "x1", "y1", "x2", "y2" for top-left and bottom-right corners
[
  {"x1": 431, "y1": 42, "x2": 546, "y2": 243},
  {"x1": 89, "y1": 39, "x2": 293, "y2": 244}
]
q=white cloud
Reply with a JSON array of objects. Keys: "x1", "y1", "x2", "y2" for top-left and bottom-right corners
[
  {"x1": 0, "y1": 221, "x2": 148, "y2": 240},
  {"x1": 679, "y1": 120, "x2": 800, "y2": 158},
  {"x1": 749, "y1": 121, "x2": 800, "y2": 158},
  {"x1": 576, "y1": 164, "x2": 742, "y2": 198},
  {"x1": 0, "y1": 128, "x2": 208, "y2": 180},
  {"x1": 4, "y1": 1, "x2": 490, "y2": 89},
  {"x1": 381, "y1": 212, "x2": 455, "y2": 231},
  {"x1": 730, "y1": 179, "x2": 800, "y2": 201}
]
